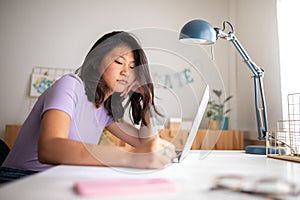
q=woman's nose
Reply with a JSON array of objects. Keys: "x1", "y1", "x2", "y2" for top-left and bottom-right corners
[{"x1": 121, "y1": 65, "x2": 130, "y2": 77}]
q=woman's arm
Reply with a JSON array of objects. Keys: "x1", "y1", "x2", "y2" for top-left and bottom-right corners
[
  {"x1": 38, "y1": 109, "x2": 105, "y2": 166},
  {"x1": 38, "y1": 109, "x2": 174, "y2": 168},
  {"x1": 105, "y1": 111, "x2": 174, "y2": 154},
  {"x1": 105, "y1": 121, "x2": 156, "y2": 148},
  {"x1": 105, "y1": 106, "x2": 160, "y2": 147}
]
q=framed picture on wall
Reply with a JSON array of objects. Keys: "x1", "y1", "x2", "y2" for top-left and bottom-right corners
[
  {"x1": 29, "y1": 66, "x2": 74, "y2": 97},
  {"x1": 29, "y1": 73, "x2": 60, "y2": 97}
]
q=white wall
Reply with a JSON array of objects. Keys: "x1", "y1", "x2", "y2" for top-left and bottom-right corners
[
  {"x1": 0, "y1": 0, "x2": 281, "y2": 140},
  {"x1": 235, "y1": 0, "x2": 282, "y2": 139}
]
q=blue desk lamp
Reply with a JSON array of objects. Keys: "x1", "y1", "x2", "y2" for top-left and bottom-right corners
[{"x1": 179, "y1": 19, "x2": 269, "y2": 154}]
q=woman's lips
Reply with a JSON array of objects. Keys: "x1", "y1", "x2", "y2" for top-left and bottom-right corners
[{"x1": 117, "y1": 80, "x2": 128, "y2": 85}]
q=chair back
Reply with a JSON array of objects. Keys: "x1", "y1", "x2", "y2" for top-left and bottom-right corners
[{"x1": 0, "y1": 139, "x2": 10, "y2": 166}]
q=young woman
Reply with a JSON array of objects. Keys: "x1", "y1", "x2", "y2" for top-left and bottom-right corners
[{"x1": 0, "y1": 31, "x2": 176, "y2": 183}]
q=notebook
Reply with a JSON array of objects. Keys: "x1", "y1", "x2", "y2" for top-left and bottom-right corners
[{"x1": 171, "y1": 85, "x2": 209, "y2": 163}]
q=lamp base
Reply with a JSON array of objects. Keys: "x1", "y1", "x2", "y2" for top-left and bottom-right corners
[
  {"x1": 245, "y1": 145, "x2": 285, "y2": 155},
  {"x1": 245, "y1": 145, "x2": 266, "y2": 155}
]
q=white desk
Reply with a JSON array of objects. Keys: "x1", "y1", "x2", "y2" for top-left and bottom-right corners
[{"x1": 1, "y1": 150, "x2": 300, "y2": 200}]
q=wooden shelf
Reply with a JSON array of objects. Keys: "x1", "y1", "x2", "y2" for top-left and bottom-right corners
[
  {"x1": 158, "y1": 129, "x2": 244, "y2": 150},
  {"x1": 192, "y1": 130, "x2": 244, "y2": 150},
  {"x1": 4, "y1": 124, "x2": 22, "y2": 148}
]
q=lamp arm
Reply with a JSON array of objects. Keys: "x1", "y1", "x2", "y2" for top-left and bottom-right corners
[{"x1": 220, "y1": 31, "x2": 269, "y2": 139}]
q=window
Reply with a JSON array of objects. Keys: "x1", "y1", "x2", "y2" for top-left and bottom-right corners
[
  {"x1": 277, "y1": 0, "x2": 300, "y2": 153},
  {"x1": 277, "y1": 0, "x2": 300, "y2": 118}
]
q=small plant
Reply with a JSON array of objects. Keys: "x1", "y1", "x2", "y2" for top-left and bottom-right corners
[{"x1": 206, "y1": 89, "x2": 233, "y2": 123}]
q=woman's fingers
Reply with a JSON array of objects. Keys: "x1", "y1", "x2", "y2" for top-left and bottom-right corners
[
  {"x1": 127, "y1": 138, "x2": 176, "y2": 169},
  {"x1": 120, "y1": 80, "x2": 140, "y2": 97},
  {"x1": 134, "y1": 151, "x2": 174, "y2": 169},
  {"x1": 152, "y1": 145, "x2": 177, "y2": 167}
]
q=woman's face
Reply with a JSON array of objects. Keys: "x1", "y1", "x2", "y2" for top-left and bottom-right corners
[{"x1": 101, "y1": 46, "x2": 136, "y2": 95}]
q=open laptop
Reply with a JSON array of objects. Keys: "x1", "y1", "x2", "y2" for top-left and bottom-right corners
[{"x1": 171, "y1": 85, "x2": 209, "y2": 163}]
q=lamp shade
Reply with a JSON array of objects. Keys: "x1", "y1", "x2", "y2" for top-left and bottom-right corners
[{"x1": 179, "y1": 19, "x2": 217, "y2": 45}]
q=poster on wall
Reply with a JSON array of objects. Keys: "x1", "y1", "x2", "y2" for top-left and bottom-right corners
[
  {"x1": 30, "y1": 73, "x2": 60, "y2": 97},
  {"x1": 29, "y1": 66, "x2": 74, "y2": 97}
]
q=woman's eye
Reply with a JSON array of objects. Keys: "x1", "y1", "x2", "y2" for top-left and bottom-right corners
[
  {"x1": 130, "y1": 66, "x2": 135, "y2": 69},
  {"x1": 115, "y1": 60, "x2": 123, "y2": 65}
]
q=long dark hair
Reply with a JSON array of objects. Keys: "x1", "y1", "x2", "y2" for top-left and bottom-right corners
[{"x1": 77, "y1": 31, "x2": 159, "y2": 126}]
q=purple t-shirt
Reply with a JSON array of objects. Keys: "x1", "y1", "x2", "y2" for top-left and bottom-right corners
[{"x1": 2, "y1": 74, "x2": 114, "y2": 171}]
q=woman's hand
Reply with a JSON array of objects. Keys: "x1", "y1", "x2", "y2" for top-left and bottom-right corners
[
  {"x1": 134, "y1": 137, "x2": 173, "y2": 153},
  {"x1": 126, "y1": 137, "x2": 177, "y2": 169},
  {"x1": 90, "y1": 136, "x2": 177, "y2": 169},
  {"x1": 121, "y1": 80, "x2": 153, "y2": 102},
  {"x1": 121, "y1": 80, "x2": 144, "y2": 98}
]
